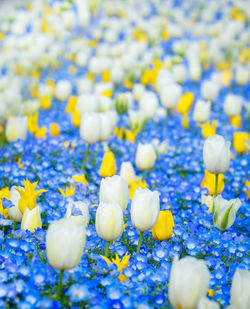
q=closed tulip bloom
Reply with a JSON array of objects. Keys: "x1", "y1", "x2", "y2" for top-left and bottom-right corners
[
  {"x1": 160, "y1": 83, "x2": 182, "y2": 109},
  {"x1": 201, "y1": 80, "x2": 219, "y2": 102},
  {"x1": 213, "y1": 195, "x2": 241, "y2": 231},
  {"x1": 46, "y1": 218, "x2": 86, "y2": 270},
  {"x1": 131, "y1": 188, "x2": 160, "y2": 232},
  {"x1": 169, "y1": 256, "x2": 210, "y2": 309},
  {"x1": 172, "y1": 64, "x2": 186, "y2": 83},
  {"x1": 65, "y1": 201, "x2": 89, "y2": 227},
  {"x1": 99, "y1": 175, "x2": 129, "y2": 212},
  {"x1": 95, "y1": 203, "x2": 124, "y2": 241},
  {"x1": 152, "y1": 210, "x2": 174, "y2": 241},
  {"x1": 76, "y1": 94, "x2": 99, "y2": 114},
  {"x1": 197, "y1": 297, "x2": 220, "y2": 309},
  {"x1": 189, "y1": 62, "x2": 202, "y2": 81},
  {"x1": 99, "y1": 112, "x2": 113, "y2": 141},
  {"x1": 233, "y1": 132, "x2": 249, "y2": 154},
  {"x1": 224, "y1": 94, "x2": 242, "y2": 117},
  {"x1": 230, "y1": 269, "x2": 250, "y2": 309},
  {"x1": 193, "y1": 100, "x2": 211, "y2": 123},
  {"x1": 203, "y1": 135, "x2": 231, "y2": 174},
  {"x1": 235, "y1": 66, "x2": 248, "y2": 85},
  {"x1": 139, "y1": 91, "x2": 159, "y2": 119},
  {"x1": 135, "y1": 143, "x2": 156, "y2": 171},
  {"x1": 8, "y1": 186, "x2": 22, "y2": 222},
  {"x1": 80, "y1": 112, "x2": 101, "y2": 144},
  {"x1": 6, "y1": 116, "x2": 28, "y2": 142},
  {"x1": 21, "y1": 206, "x2": 42, "y2": 233},
  {"x1": 120, "y1": 162, "x2": 137, "y2": 186},
  {"x1": 54, "y1": 80, "x2": 72, "y2": 101}
]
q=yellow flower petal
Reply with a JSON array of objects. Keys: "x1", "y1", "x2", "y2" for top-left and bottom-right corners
[{"x1": 99, "y1": 152, "x2": 116, "y2": 178}]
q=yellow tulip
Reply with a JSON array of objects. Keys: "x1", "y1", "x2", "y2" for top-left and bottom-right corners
[
  {"x1": 99, "y1": 152, "x2": 116, "y2": 177},
  {"x1": 233, "y1": 132, "x2": 249, "y2": 154},
  {"x1": 50, "y1": 123, "x2": 60, "y2": 137},
  {"x1": 152, "y1": 210, "x2": 174, "y2": 241},
  {"x1": 177, "y1": 92, "x2": 194, "y2": 115},
  {"x1": 201, "y1": 170, "x2": 224, "y2": 195},
  {"x1": 21, "y1": 206, "x2": 42, "y2": 232},
  {"x1": 230, "y1": 115, "x2": 241, "y2": 128},
  {"x1": 200, "y1": 121, "x2": 217, "y2": 139}
]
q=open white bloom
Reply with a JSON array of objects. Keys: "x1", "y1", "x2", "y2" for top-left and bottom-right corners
[
  {"x1": 131, "y1": 188, "x2": 160, "y2": 232},
  {"x1": 80, "y1": 112, "x2": 101, "y2": 144},
  {"x1": 193, "y1": 100, "x2": 211, "y2": 123},
  {"x1": 213, "y1": 195, "x2": 241, "y2": 231},
  {"x1": 46, "y1": 218, "x2": 86, "y2": 270},
  {"x1": 203, "y1": 135, "x2": 231, "y2": 174},
  {"x1": 8, "y1": 186, "x2": 23, "y2": 222},
  {"x1": 224, "y1": 94, "x2": 242, "y2": 117},
  {"x1": 65, "y1": 201, "x2": 89, "y2": 227},
  {"x1": 169, "y1": 256, "x2": 210, "y2": 309},
  {"x1": 160, "y1": 83, "x2": 182, "y2": 109},
  {"x1": 95, "y1": 203, "x2": 123, "y2": 241},
  {"x1": 197, "y1": 297, "x2": 220, "y2": 309},
  {"x1": 135, "y1": 143, "x2": 156, "y2": 170},
  {"x1": 54, "y1": 80, "x2": 72, "y2": 101},
  {"x1": 120, "y1": 162, "x2": 137, "y2": 186},
  {"x1": 230, "y1": 269, "x2": 250, "y2": 309},
  {"x1": 99, "y1": 175, "x2": 129, "y2": 212},
  {"x1": 5, "y1": 116, "x2": 28, "y2": 142},
  {"x1": 139, "y1": 91, "x2": 159, "y2": 119}
]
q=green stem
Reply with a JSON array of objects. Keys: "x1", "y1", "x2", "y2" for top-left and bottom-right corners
[
  {"x1": 105, "y1": 241, "x2": 110, "y2": 257},
  {"x1": 82, "y1": 144, "x2": 90, "y2": 170},
  {"x1": 13, "y1": 221, "x2": 17, "y2": 231},
  {"x1": 56, "y1": 270, "x2": 64, "y2": 299},
  {"x1": 214, "y1": 174, "x2": 219, "y2": 197},
  {"x1": 136, "y1": 231, "x2": 144, "y2": 254},
  {"x1": 94, "y1": 142, "x2": 100, "y2": 158},
  {"x1": 141, "y1": 170, "x2": 145, "y2": 181}
]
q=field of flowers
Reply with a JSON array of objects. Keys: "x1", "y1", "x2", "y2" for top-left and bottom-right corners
[{"x1": 0, "y1": 0, "x2": 249, "y2": 308}]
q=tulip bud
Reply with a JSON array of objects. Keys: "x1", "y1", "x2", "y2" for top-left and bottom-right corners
[
  {"x1": 46, "y1": 218, "x2": 86, "y2": 270},
  {"x1": 5, "y1": 116, "x2": 28, "y2": 142},
  {"x1": 213, "y1": 195, "x2": 241, "y2": 231},
  {"x1": 80, "y1": 112, "x2": 101, "y2": 144},
  {"x1": 224, "y1": 94, "x2": 242, "y2": 117},
  {"x1": 152, "y1": 210, "x2": 174, "y2": 241},
  {"x1": 203, "y1": 135, "x2": 231, "y2": 174},
  {"x1": 193, "y1": 100, "x2": 211, "y2": 123},
  {"x1": 128, "y1": 110, "x2": 146, "y2": 131},
  {"x1": 120, "y1": 161, "x2": 137, "y2": 186},
  {"x1": 21, "y1": 206, "x2": 42, "y2": 232},
  {"x1": 8, "y1": 186, "x2": 22, "y2": 222},
  {"x1": 139, "y1": 91, "x2": 159, "y2": 119},
  {"x1": 135, "y1": 143, "x2": 156, "y2": 171},
  {"x1": 197, "y1": 297, "x2": 220, "y2": 309},
  {"x1": 169, "y1": 256, "x2": 210, "y2": 309},
  {"x1": 131, "y1": 188, "x2": 160, "y2": 232},
  {"x1": 230, "y1": 269, "x2": 250, "y2": 309},
  {"x1": 95, "y1": 203, "x2": 124, "y2": 241},
  {"x1": 115, "y1": 94, "x2": 129, "y2": 114},
  {"x1": 54, "y1": 80, "x2": 72, "y2": 101},
  {"x1": 99, "y1": 175, "x2": 129, "y2": 212},
  {"x1": 160, "y1": 83, "x2": 182, "y2": 109},
  {"x1": 65, "y1": 201, "x2": 89, "y2": 227}
]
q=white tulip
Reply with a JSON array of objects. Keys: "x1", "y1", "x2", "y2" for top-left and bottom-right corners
[
  {"x1": 197, "y1": 297, "x2": 220, "y2": 309},
  {"x1": 189, "y1": 62, "x2": 202, "y2": 81},
  {"x1": 99, "y1": 112, "x2": 113, "y2": 141},
  {"x1": 105, "y1": 110, "x2": 118, "y2": 129},
  {"x1": 203, "y1": 135, "x2": 231, "y2": 174},
  {"x1": 131, "y1": 187, "x2": 160, "y2": 232},
  {"x1": 76, "y1": 94, "x2": 99, "y2": 114},
  {"x1": 160, "y1": 83, "x2": 182, "y2": 109},
  {"x1": 76, "y1": 52, "x2": 88, "y2": 67},
  {"x1": 8, "y1": 186, "x2": 23, "y2": 222},
  {"x1": 224, "y1": 94, "x2": 242, "y2": 117},
  {"x1": 5, "y1": 116, "x2": 28, "y2": 142},
  {"x1": 230, "y1": 269, "x2": 250, "y2": 309},
  {"x1": 135, "y1": 143, "x2": 156, "y2": 170},
  {"x1": 235, "y1": 66, "x2": 248, "y2": 85},
  {"x1": 46, "y1": 218, "x2": 86, "y2": 270},
  {"x1": 172, "y1": 64, "x2": 186, "y2": 83},
  {"x1": 95, "y1": 203, "x2": 123, "y2": 241},
  {"x1": 65, "y1": 201, "x2": 89, "y2": 227},
  {"x1": 213, "y1": 195, "x2": 241, "y2": 231},
  {"x1": 201, "y1": 80, "x2": 220, "y2": 102},
  {"x1": 133, "y1": 83, "x2": 145, "y2": 101},
  {"x1": 21, "y1": 206, "x2": 42, "y2": 233},
  {"x1": 80, "y1": 112, "x2": 101, "y2": 144},
  {"x1": 54, "y1": 80, "x2": 72, "y2": 101},
  {"x1": 139, "y1": 91, "x2": 159, "y2": 119},
  {"x1": 99, "y1": 175, "x2": 129, "y2": 212},
  {"x1": 169, "y1": 256, "x2": 210, "y2": 309},
  {"x1": 193, "y1": 100, "x2": 211, "y2": 123},
  {"x1": 120, "y1": 162, "x2": 137, "y2": 186},
  {"x1": 76, "y1": 78, "x2": 92, "y2": 94},
  {"x1": 111, "y1": 66, "x2": 124, "y2": 83},
  {"x1": 128, "y1": 110, "x2": 146, "y2": 131}
]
